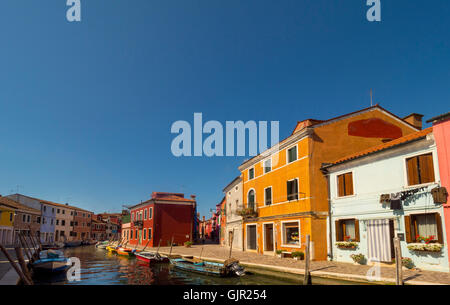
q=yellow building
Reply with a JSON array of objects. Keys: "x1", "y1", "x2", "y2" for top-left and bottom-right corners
[
  {"x1": 0, "y1": 200, "x2": 16, "y2": 245},
  {"x1": 239, "y1": 105, "x2": 421, "y2": 260}
]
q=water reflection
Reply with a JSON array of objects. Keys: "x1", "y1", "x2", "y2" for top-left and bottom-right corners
[{"x1": 32, "y1": 246, "x2": 356, "y2": 285}]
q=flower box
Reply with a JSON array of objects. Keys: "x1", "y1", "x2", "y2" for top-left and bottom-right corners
[
  {"x1": 335, "y1": 241, "x2": 359, "y2": 249},
  {"x1": 407, "y1": 243, "x2": 443, "y2": 252}
]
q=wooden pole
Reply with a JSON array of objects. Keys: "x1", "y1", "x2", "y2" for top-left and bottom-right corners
[
  {"x1": 156, "y1": 239, "x2": 162, "y2": 254},
  {"x1": 19, "y1": 234, "x2": 33, "y2": 262},
  {"x1": 14, "y1": 247, "x2": 33, "y2": 284},
  {"x1": 142, "y1": 239, "x2": 151, "y2": 252},
  {"x1": 0, "y1": 245, "x2": 33, "y2": 285},
  {"x1": 229, "y1": 228, "x2": 234, "y2": 259},
  {"x1": 394, "y1": 237, "x2": 404, "y2": 285},
  {"x1": 199, "y1": 244, "x2": 204, "y2": 261},
  {"x1": 169, "y1": 236, "x2": 174, "y2": 256},
  {"x1": 303, "y1": 234, "x2": 312, "y2": 285}
]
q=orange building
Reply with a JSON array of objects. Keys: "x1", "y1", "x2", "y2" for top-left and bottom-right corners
[{"x1": 239, "y1": 105, "x2": 421, "y2": 260}]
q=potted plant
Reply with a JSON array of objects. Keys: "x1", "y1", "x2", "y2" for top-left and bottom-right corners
[
  {"x1": 394, "y1": 257, "x2": 414, "y2": 270},
  {"x1": 407, "y1": 243, "x2": 443, "y2": 252},
  {"x1": 292, "y1": 251, "x2": 304, "y2": 261},
  {"x1": 184, "y1": 241, "x2": 193, "y2": 248},
  {"x1": 335, "y1": 241, "x2": 359, "y2": 249},
  {"x1": 275, "y1": 250, "x2": 283, "y2": 258},
  {"x1": 350, "y1": 253, "x2": 366, "y2": 265}
]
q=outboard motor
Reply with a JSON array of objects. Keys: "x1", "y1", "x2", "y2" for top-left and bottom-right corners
[
  {"x1": 224, "y1": 258, "x2": 246, "y2": 277},
  {"x1": 229, "y1": 262, "x2": 246, "y2": 277}
]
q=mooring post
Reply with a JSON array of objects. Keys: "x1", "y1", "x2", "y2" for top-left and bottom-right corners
[
  {"x1": 169, "y1": 236, "x2": 174, "y2": 257},
  {"x1": 303, "y1": 234, "x2": 312, "y2": 285},
  {"x1": 394, "y1": 237, "x2": 404, "y2": 285},
  {"x1": 0, "y1": 245, "x2": 33, "y2": 285},
  {"x1": 15, "y1": 247, "x2": 33, "y2": 284},
  {"x1": 229, "y1": 228, "x2": 234, "y2": 259}
]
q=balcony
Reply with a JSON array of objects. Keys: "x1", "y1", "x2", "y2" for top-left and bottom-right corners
[
  {"x1": 236, "y1": 205, "x2": 258, "y2": 219},
  {"x1": 133, "y1": 220, "x2": 143, "y2": 228}
]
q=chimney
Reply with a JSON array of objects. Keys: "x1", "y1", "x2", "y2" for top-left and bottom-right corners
[
  {"x1": 403, "y1": 113, "x2": 424, "y2": 130},
  {"x1": 190, "y1": 195, "x2": 196, "y2": 200}
]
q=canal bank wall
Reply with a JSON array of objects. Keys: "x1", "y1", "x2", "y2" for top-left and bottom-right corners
[{"x1": 132, "y1": 244, "x2": 449, "y2": 285}]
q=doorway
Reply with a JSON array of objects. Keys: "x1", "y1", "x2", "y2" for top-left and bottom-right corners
[
  {"x1": 263, "y1": 223, "x2": 274, "y2": 252},
  {"x1": 247, "y1": 225, "x2": 257, "y2": 250},
  {"x1": 367, "y1": 219, "x2": 393, "y2": 262}
]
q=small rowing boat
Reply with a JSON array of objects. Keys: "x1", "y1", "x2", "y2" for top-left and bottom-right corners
[
  {"x1": 169, "y1": 257, "x2": 245, "y2": 277},
  {"x1": 64, "y1": 240, "x2": 82, "y2": 247},
  {"x1": 95, "y1": 241, "x2": 109, "y2": 249},
  {"x1": 32, "y1": 250, "x2": 70, "y2": 273},
  {"x1": 135, "y1": 252, "x2": 170, "y2": 264},
  {"x1": 116, "y1": 247, "x2": 136, "y2": 257}
]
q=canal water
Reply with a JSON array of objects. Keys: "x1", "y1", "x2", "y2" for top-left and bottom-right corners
[{"x1": 33, "y1": 246, "x2": 364, "y2": 285}]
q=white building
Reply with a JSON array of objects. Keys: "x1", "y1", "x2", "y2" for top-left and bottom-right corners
[
  {"x1": 223, "y1": 176, "x2": 244, "y2": 250},
  {"x1": 322, "y1": 127, "x2": 448, "y2": 272}
]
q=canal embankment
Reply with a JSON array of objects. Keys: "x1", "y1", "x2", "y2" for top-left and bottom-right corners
[{"x1": 132, "y1": 244, "x2": 450, "y2": 285}]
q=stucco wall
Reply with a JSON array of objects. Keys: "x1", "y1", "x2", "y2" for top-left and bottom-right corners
[{"x1": 327, "y1": 136, "x2": 449, "y2": 272}]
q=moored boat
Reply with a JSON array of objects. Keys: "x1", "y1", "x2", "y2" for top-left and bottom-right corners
[
  {"x1": 106, "y1": 245, "x2": 117, "y2": 253},
  {"x1": 95, "y1": 241, "x2": 109, "y2": 249},
  {"x1": 135, "y1": 252, "x2": 170, "y2": 264},
  {"x1": 169, "y1": 257, "x2": 245, "y2": 277},
  {"x1": 116, "y1": 247, "x2": 135, "y2": 257},
  {"x1": 32, "y1": 250, "x2": 70, "y2": 273},
  {"x1": 64, "y1": 240, "x2": 82, "y2": 247}
]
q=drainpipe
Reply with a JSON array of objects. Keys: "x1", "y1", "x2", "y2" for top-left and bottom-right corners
[{"x1": 321, "y1": 165, "x2": 333, "y2": 261}]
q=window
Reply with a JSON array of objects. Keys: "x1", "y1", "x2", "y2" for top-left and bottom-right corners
[
  {"x1": 52, "y1": 208, "x2": 55, "y2": 213},
  {"x1": 144, "y1": 209, "x2": 147, "y2": 220},
  {"x1": 248, "y1": 190, "x2": 256, "y2": 210},
  {"x1": 23, "y1": 215, "x2": 26, "y2": 222},
  {"x1": 62, "y1": 220, "x2": 65, "y2": 226},
  {"x1": 406, "y1": 153, "x2": 435, "y2": 186},
  {"x1": 264, "y1": 159, "x2": 272, "y2": 173},
  {"x1": 62, "y1": 210, "x2": 65, "y2": 214},
  {"x1": 43, "y1": 206, "x2": 46, "y2": 212},
  {"x1": 27, "y1": 215, "x2": 30, "y2": 223},
  {"x1": 131, "y1": 213, "x2": 134, "y2": 221},
  {"x1": 143, "y1": 228, "x2": 147, "y2": 240},
  {"x1": 405, "y1": 213, "x2": 443, "y2": 243},
  {"x1": 287, "y1": 179, "x2": 298, "y2": 201},
  {"x1": 10, "y1": 213, "x2": 13, "y2": 222},
  {"x1": 247, "y1": 225, "x2": 257, "y2": 250},
  {"x1": 282, "y1": 221, "x2": 300, "y2": 246},
  {"x1": 264, "y1": 187, "x2": 272, "y2": 206},
  {"x1": 148, "y1": 228, "x2": 152, "y2": 240},
  {"x1": 248, "y1": 168, "x2": 255, "y2": 180},
  {"x1": 335, "y1": 219, "x2": 360, "y2": 242},
  {"x1": 287, "y1": 146, "x2": 297, "y2": 163},
  {"x1": 131, "y1": 230, "x2": 134, "y2": 239},
  {"x1": 37, "y1": 217, "x2": 41, "y2": 224},
  {"x1": 57, "y1": 209, "x2": 60, "y2": 214},
  {"x1": 149, "y1": 208, "x2": 153, "y2": 219},
  {"x1": 337, "y1": 172, "x2": 354, "y2": 197},
  {"x1": 56, "y1": 220, "x2": 59, "y2": 226}
]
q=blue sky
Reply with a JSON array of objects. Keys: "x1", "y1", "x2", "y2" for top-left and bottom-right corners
[{"x1": 0, "y1": 1, "x2": 449, "y2": 217}]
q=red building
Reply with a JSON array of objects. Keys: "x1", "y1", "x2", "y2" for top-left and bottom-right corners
[
  {"x1": 91, "y1": 215, "x2": 107, "y2": 241},
  {"x1": 128, "y1": 192, "x2": 196, "y2": 247}
]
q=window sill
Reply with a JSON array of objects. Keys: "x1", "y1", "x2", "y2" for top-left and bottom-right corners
[
  {"x1": 281, "y1": 244, "x2": 301, "y2": 248},
  {"x1": 404, "y1": 182, "x2": 438, "y2": 189},
  {"x1": 334, "y1": 194, "x2": 356, "y2": 200}
]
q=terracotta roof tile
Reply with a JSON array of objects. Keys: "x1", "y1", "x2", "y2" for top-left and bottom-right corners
[
  {"x1": 0, "y1": 196, "x2": 41, "y2": 214},
  {"x1": 326, "y1": 127, "x2": 433, "y2": 167}
]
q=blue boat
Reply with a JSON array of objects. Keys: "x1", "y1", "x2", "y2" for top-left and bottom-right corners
[
  {"x1": 32, "y1": 250, "x2": 70, "y2": 273},
  {"x1": 169, "y1": 257, "x2": 245, "y2": 277}
]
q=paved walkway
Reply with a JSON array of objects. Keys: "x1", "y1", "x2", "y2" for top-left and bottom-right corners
[{"x1": 134, "y1": 244, "x2": 450, "y2": 285}]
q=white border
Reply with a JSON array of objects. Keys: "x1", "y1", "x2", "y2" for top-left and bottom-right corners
[{"x1": 280, "y1": 219, "x2": 301, "y2": 248}]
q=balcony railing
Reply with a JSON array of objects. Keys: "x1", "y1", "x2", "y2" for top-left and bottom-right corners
[
  {"x1": 133, "y1": 220, "x2": 143, "y2": 228},
  {"x1": 236, "y1": 205, "x2": 258, "y2": 218}
]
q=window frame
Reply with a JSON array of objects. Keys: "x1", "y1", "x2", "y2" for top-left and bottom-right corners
[
  {"x1": 281, "y1": 220, "x2": 301, "y2": 248},
  {"x1": 246, "y1": 223, "x2": 258, "y2": 251},
  {"x1": 334, "y1": 218, "x2": 360, "y2": 242},
  {"x1": 336, "y1": 171, "x2": 355, "y2": 198},
  {"x1": 404, "y1": 212, "x2": 443, "y2": 243},
  {"x1": 263, "y1": 158, "x2": 272, "y2": 174},
  {"x1": 247, "y1": 189, "x2": 256, "y2": 210},
  {"x1": 286, "y1": 144, "x2": 298, "y2": 164},
  {"x1": 404, "y1": 152, "x2": 436, "y2": 187},
  {"x1": 264, "y1": 186, "x2": 273, "y2": 206},
  {"x1": 248, "y1": 167, "x2": 255, "y2": 180},
  {"x1": 286, "y1": 178, "x2": 299, "y2": 201}
]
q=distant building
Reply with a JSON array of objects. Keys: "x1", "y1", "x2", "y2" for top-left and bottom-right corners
[
  {"x1": 91, "y1": 215, "x2": 107, "y2": 240},
  {"x1": 121, "y1": 211, "x2": 131, "y2": 243},
  {"x1": 128, "y1": 192, "x2": 197, "y2": 247},
  {"x1": 0, "y1": 196, "x2": 40, "y2": 241},
  {"x1": 72, "y1": 208, "x2": 93, "y2": 241},
  {"x1": 0, "y1": 196, "x2": 16, "y2": 245},
  {"x1": 223, "y1": 176, "x2": 243, "y2": 250}
]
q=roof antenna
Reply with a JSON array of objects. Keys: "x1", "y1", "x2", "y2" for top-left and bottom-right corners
[{"x1": 370, "y1": 89, "x2": 373, "y2": 106}]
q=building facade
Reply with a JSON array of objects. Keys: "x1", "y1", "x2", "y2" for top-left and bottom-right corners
[
  {"x1": 0, "y1": 197, "x2": 16, "y2": 245},
  {"x1": 239, "y1": 106, "x2": 420, "y2": 259},
  {"x1": 48, "y1": 202, "x2": 76, "y2": 242},
  {"x1": 128, "y1": 192, "x2": 196, "y2": 247},
  {"x1": 427, "y1": 112, "x2": 450, "y2": 267},
  {"x1": 322, "y1": 128, "x2": 448, "y2": 272},
  {"x1": 72, "y1": 208, "x2": 93, "y2": 240},
  {"x1": 223, "y1": 176, "x2": 244, "y2": 250},
  {"x1": 91, "y1": 216, "x2": 107, "y2": 241}
]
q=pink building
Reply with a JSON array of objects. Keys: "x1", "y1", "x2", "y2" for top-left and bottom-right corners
[{"x1": 427, "y1": 112, "x2": 450, "y2": 265}]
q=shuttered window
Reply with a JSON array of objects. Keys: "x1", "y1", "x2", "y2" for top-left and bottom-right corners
[
  {"x1": 248, "y1": 168, "x2": 255, "y2": 180},
  {"x1": 337, "y1": 172, "x2": 354, "y2": 197},
  {"x1": 287, "y1": 179, "x2": 299, "y2": 201},
  {"x1": 405, "y1": 213, "x2": 443, "y2": 243},
  {"x1": 335, "y1": 219, "x2": 360, "y2": 242},
  {"x1": 406, "y1": 153, "x2": 435, "y2": 186},
  {"x1": 248, "y1": 190, "x2": 255, "y2": 210}
]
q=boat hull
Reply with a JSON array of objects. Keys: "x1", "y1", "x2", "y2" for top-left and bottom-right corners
[
  {"x1": 170, "y1": 258, "x2": 226, "y2": 277},
  {"x1": 32, "y1": 259, "x2": 69, "y2": 273},
  {"x1": 64, "y1": 241, "x2": 82, "y2": 247},
  {"x1": 135, "y1": 252, "x2": 169, "y2": 264}
]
